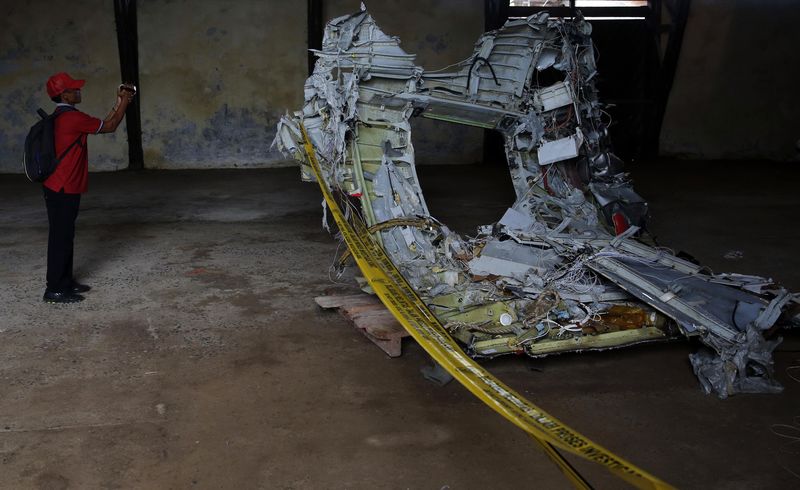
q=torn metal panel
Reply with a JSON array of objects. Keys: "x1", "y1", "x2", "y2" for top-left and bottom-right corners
[
  {"x1": 533, "y1": 82, "x2": 575, "y2": 112},
  {"x1": 537, "y1": 130, "x2": 585, "y2": 165},
  {"x1": 468, "y1": 239, "x2": 563, "y2": 280},
  {"x1": 276, "y1": 5, "x2": 798, "y2": 397}
]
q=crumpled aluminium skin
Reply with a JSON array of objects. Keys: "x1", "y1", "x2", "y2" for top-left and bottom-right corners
[
  {"x1": 276, "y1": 6, "x2": 799, "y2": 397},
  {"x1": 690, "y1": 325, "x2": 784, "y2": 398}
]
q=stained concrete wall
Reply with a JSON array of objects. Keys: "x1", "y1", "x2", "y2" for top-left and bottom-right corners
[
  {"x1": 137, "y1": 0, "x2": 484, "y2": 168},
  {"x1": 4, "y1": 1, "x2": 797, "y2": 172},
  {"x1": 1, "y1": 1, "x2": 484, "y2": 172},
  {"x1": 0, "y1": 1, "x2": 128, "y2": 173},
  {"x1": 137, "y1": 0, "x2": 307, "y2": 169},
  {"x1": 325, "y1": 1, "x2": 486, "y2": 165},
  {"x1": 661, "y1": 0, "x2": 800, "y2": 161}
]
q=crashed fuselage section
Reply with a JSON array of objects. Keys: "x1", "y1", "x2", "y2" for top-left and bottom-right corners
[{"x1": 276, "y1": 8, "x2": 799, "y2": 397}]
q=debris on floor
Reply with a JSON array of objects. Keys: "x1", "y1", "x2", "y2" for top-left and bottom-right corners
[
  {"x1": 277, "y1": 6, "x2": 800, "y2": 397},
  {"x1": 724, "y1": 250, "x2": 745, "y2": 260}
]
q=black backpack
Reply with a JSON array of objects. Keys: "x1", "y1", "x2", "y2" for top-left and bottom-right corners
[{"x1": 23, "y1": 106, "x2": 82, "y2": 182}]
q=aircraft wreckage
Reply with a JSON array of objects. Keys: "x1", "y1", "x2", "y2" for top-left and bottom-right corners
[{"x1": 276, "y1": 7, "x2": 800, "y2": 398}]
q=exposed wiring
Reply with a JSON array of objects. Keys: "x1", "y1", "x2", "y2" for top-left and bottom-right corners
[
  {"x1": 328, "y1": 239, "x2": 351, "y2": 282},
  {"x1": 770, "y1": 415, "x2": 800, "y2": 481},
  {"x1": 466, "y1": 56, "x2": 502, "y2": 93},
  {"x1": 788, "y1": 365, "x2": 800, "y2": 384},
  {"x1": 553, "y1": 319, "x2": 582, "y2": 338}
]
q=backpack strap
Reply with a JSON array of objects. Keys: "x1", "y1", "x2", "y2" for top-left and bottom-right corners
[
  {"x1": 53, "y1": 105, "x2": 77, "y2": 116},
  {"x1": 53, "y1": 106, "x2": 84, "y2": 162},
  {"x1": 56, "y1": 135, "x2": 84, "y2": 162}
]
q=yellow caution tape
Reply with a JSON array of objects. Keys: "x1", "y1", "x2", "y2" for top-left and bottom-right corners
[
  {"x1": 535, "y1": 438, "x2": 593, "y2": 490},
  {"x1": 300, "y1": 125, "x2": 674, "y2": 490}
]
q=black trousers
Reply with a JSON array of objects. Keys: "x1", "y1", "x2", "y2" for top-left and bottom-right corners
[{"x1": 43, "y1": 186, "x2": 81, "y2": 293}]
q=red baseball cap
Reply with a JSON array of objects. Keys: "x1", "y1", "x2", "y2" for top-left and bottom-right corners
[{"x1": 46, "y1": 72, "x2": 85, "y2": 98}]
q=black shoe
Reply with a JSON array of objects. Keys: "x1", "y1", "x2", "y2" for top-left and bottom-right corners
[
  {"x1": 43, "y1": 290, "x2": 85, "y2": 304},
  {"x1": 71, "y1": 282, "x2": 91, "y2": 293}
]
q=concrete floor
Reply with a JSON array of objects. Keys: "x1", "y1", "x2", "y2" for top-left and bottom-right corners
[{"x1": 1, "y1": 160, "x2": 799, "y2": 489}]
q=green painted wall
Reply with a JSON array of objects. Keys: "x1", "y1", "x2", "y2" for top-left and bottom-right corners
[
  {"x1": 16, "y1": 2, "x2": 793, "y2": 170},
  {"x1": 1, "y1": 1, "x2": 484, "y2": 172},
  {"x1": 137, "y1": 0, "x2": 307, "y2": 168},
  {"x1": 0, "y1": 0, "x2": 127, "y2": 174}
]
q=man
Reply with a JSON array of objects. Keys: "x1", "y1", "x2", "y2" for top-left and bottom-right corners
[{"x1": 42, "y1": 72, "x2": 135, "y2": 303}]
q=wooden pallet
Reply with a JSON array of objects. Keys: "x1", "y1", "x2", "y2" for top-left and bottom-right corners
[{"x1": 315, "y1": 294, "x2": 410, "y2": 357}]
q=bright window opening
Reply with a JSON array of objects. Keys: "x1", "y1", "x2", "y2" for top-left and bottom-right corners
[
  {"x1": 510, "y1": 0, "x2": 649, "y2": 7},
  {"x1": 584, "y1": 16, "x2": 646, "y2": 20},
  {"x1": 510, "y1": 1, "x2": 569, "y2": 6},
  {"x1": 576, "y1": 1, "x2": 648, "y2": 6}
]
